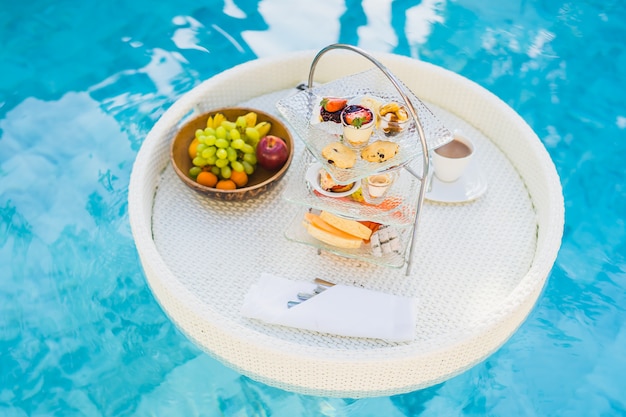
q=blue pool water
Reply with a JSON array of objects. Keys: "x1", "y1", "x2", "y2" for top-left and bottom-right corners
[{"x1": 1, "y1": 0, "x2": 625, "y2": 415}]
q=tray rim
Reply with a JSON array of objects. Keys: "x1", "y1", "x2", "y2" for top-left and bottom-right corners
[{"x1": 128, "y1": 49, "x2": 564, "y2": 398}]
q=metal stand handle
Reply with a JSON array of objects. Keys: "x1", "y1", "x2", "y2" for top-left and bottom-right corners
[{"x1": 307, "y1": 44, "x2": 429, "y2": 276}]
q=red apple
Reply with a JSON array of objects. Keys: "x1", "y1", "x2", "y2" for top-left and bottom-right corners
[{"x1": 256, "y1": 135, "x2": 289, "y2": 170}]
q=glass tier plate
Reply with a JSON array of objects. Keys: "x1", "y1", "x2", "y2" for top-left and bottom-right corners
[
  {"x1": 276, "y1": 68, "x2": 453, "y2": 184},
  {"x1": 284, "y1": 207, "x2": 411, "y2": 269},
  {"x1": 283, "y1": 151, "x2": 420, "y2": 227}
]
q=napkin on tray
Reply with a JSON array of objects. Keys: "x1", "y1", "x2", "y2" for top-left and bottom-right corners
[{"x1": 240, "y1": 273, "x2": 418, "y2": 342}]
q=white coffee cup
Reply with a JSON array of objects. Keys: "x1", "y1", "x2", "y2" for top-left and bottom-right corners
[{"x1": 432, "y1": 132, "x2": 474, "y2": 182}]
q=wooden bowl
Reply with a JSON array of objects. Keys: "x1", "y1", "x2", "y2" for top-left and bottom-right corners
[{"x1": 170, "y1": 107, "x2": 294, "y2": 201}]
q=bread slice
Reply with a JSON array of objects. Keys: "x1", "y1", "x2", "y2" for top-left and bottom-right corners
[{"x1": 319, "y1": 211, "x2": 373, "y2": 240}]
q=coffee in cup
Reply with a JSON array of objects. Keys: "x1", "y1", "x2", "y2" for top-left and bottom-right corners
[
  {"x1": 361, "y1": 170, "x2": 398, "y2": 204},
  {"x1": 432, "y1": 132, "x2": 474, "y2": 182}
]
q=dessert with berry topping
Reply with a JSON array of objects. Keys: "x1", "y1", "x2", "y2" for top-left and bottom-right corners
[
  {"x1": 319, "y1": 97, "x2": 348, "y2": 123},
  {"x1": 340, "y1": 104, "x2": 375, "y2": 148}
]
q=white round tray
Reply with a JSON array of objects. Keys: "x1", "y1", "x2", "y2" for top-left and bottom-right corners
[{"x1": 128, "y1": 49, "x2": 564, "y2": 398}]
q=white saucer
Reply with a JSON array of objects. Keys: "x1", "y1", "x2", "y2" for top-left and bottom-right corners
[
  {"x1": 425, "y1": 163, "x2": 487, "y2": 203},
  {"x1": 305, "y1": 162, "x2": 356, "y2": 198}
]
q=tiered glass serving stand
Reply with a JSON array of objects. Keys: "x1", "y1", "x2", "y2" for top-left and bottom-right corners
[{"x1": 277, "y1": 44, "x2": 453, "y2": 274}]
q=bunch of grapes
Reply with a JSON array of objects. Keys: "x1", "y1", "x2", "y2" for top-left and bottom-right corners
[{"x1": 188, "y1": 112, "x2": 271, "y2": 181}]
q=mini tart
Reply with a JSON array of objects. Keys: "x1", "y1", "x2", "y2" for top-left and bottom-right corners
[
  {"x1": 361, "y1": 140, "x2": 400, "y2": 163},
  {"x1": 319, "y1": 170, "x2": 355, "y2": 193},
  {"x1": 321, "y1": 141, "x2": 357, "y2": 169}
]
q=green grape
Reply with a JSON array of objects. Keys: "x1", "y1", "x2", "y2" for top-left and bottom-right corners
[
  {"x1": 226, "y1": 147, "x2": 237, "y2": 162},
  {"x1": 211, "y1": 166, "x2": 220, "y2": 176},
  {"x1": 220, "y1": 166, "x2": 232, "y2": 179},
  {"x1": 196, "y1": 143, "x2": 208, "y2": 154},
  {"x1": 189, "y1": 166, "x2": 202, "y2": 178},
  {"x1": 221, "y1": 121, "x2": 236, "y2": 131},
  {"x1": 205, "y1": 135, "x2": 217, "y2": 146},
  {"x1": 215, "y1": 158, "x2": 229, "y2": 168},
  {"x1": 201, "y1": 146, "x2": 216, "y2": 159},
  {"x1": 216, "y1": 148, "x2": 228, "y2": 159},
  {"x1": 242, "y1": 161, "x2": 255, "y2": 175},
  {"x1": 206, "y1": 155, "x2": 217, "y2": 165},
  {"x1": 203, "y1": 127, "x2": 216, "y2": 136},
  {"x1": 231, "y1": 161, "x2": 244, "y2": 172},
  {"x1": 229, "y1": 129, "x2": 241, "y2": 141},
  {"x1": 243, "y1": 153, "x2": 257, "y2": 165},
  {"x1": 215, "y1": 138, "x2": 229, "y2": 149},
  {"x1": 215, "y1": 126, "x2": 227, "y2": 139},
  {"x1": 195, "y1": 129, "x2": 204, "y2": 138},
  {"x1": 192, "y1": 156, "x2": 207, "y2": 167},
  {"x1": 231, "y1": 138, "x2": 245, "y2": 150},
  {"x1": 244, "y1": 127, "x2": 260, "y2": 143},
  {"x1": 241, "y1": 144, "x2": 255, "y2": 154}
]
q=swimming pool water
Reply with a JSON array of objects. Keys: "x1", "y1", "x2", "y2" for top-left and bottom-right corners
[{"x1": 1, "y1": 0, "x2": 625, "y2": 415}]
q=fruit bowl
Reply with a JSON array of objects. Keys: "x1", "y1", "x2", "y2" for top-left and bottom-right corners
[{"x1": 170, "y1": 107, "x2": 294, "y2": 201}]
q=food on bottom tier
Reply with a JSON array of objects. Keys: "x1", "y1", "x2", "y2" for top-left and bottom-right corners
[
  {"x1": 302, "y1": 211, "x2": 400, "y2": 258},
  {"x1": 369, "y1": 225, "x2": 402, "y2": 257},
  {"x1": 303, "y1": 212, "x2": 364, "y2": 249},
  {"x1": 319, "y1": 211, "x2": 373, "y2": 240}
]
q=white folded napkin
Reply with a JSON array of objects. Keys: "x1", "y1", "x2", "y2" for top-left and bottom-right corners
[{"x1": 240, "y1": 273, "x2": 418, "y2": 342}]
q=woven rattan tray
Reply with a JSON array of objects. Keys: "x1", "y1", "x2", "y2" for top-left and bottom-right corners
[{"x1": 128, "y1": 49, "x2": 564, "y2": 398}]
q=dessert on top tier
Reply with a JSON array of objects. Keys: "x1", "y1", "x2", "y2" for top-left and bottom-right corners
[
  {"x1": 378, "y1": 101, "x2": 410, "y2": 136},
  {"x1": 341, "y1": 104, "x2": 374, "y2": 128},
  {"x1": 341, "y1": 104, "x2": 375, "y2": 148},
  {"x1": 319, "y1": 97, "x2": 348, "y2": 123}
]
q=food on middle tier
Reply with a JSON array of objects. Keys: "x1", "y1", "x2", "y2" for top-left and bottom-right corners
[
  {"x1": 322, "y1": 141, "x2": 357, "y2": 169},
  {"x1": 319, "y1": 169, "x2": 355, "y2": 193},
  {"x1": 361, "y1": 171, "x2": 397, "y2": 205},
  {"x1": 341, "y1": 104, "x2": 375, "y2": 148},
  {"x1": 361, "y1": 140, "x2": 400, "y2": 163}
]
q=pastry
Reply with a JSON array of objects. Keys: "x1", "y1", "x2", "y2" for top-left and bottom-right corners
[
  {"x1": 360, "y1": 140, "x2": 399, "y2": 163},
  {"x1": 319, "y1": 169, "x2": 355, "y2": 193},
  {"x1": 321, "y1": 141, "x2": 357, "y2": 169}
]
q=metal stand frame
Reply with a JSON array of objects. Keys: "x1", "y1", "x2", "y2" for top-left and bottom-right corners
[{"x1": 307, "y1": 44, "x2": 430, "y2": 276}]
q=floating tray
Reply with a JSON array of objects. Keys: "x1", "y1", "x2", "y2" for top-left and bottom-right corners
[{"x1": 128, "y1": 49, "x2": 564, "y2": 398}]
